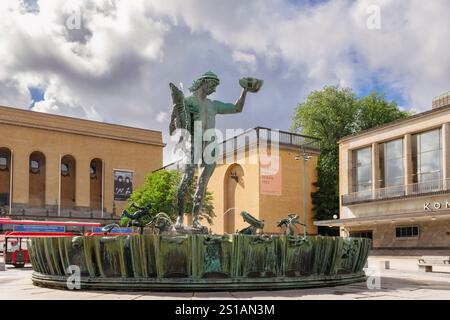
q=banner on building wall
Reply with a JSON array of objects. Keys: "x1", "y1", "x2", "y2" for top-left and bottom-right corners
[
  {"x1": 260, "y1": 156, "x2": 282, "y2": 196},
  {"x1": 114, "y1": 170, "x2": 133, "y2": 201}
]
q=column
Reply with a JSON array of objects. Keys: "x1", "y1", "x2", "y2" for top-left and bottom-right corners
[
  {"x1": 11, "y1": 148, "x2": 29, "y2": 206},
  {"x1": 75, "y1": 157, "x2": 91, "y2": 210},
  {"x1": 372, "y1": 143, "x2": 379, "y2": 199},
  {"x1": 103, "y1": 160, "x2": 114, "y2": 215},
  {"x1": 345, "y1": 148, "x2": 352, "y2": 194},
  {"x1": 45, "y1": 153, "x2": 61, "y2": 209},
  {"x1": 404, "y1": 134, "x2": 413, "y2": 194},
  {"x1": 443, "y1": 123, "x2": 450, "y2": 189}
]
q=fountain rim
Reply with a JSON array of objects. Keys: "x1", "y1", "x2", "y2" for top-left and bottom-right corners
[{"x1": 32, "y1": 271, "x2": 367, "y2": 292}]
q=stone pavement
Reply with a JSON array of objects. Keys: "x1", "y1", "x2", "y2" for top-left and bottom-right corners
[{"x1": 0, "y1": 256, "x2": 449, "y2": 300}]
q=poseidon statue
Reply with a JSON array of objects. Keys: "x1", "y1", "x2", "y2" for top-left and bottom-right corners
[{"x1": 169, "y1": 71, "x2": 263, "y2": 231}]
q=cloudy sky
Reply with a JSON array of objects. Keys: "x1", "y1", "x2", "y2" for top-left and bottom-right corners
[{"x1": 1, "y1": 0, "x2": 449, "y2": 164}]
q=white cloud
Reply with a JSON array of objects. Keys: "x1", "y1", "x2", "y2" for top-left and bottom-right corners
[
  {"x1": 148, "y1": 0, "x2": 450, "y2": 109},
  {"x1": 156, "y1": 111, "x2": 168, "y2": 123},
  {"x1": 232, "y1": 51, "x2": 257, "y2": 72},
  {"x1": 32, "y1": 78, "x2": 103, "y2": 121},
  {"x1": 0, "y1": 0, "x2": 449, "y2": 166}
]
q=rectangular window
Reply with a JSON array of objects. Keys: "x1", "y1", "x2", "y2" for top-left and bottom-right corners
[
  {"x1": 350, "y1": 231, "x2": 373, "y2": 239},
  {"x1": 352, "y1": 146, "x2": 372, "y2": 193},
  {"x1": 380, "y1": 139, "x2": 404, "y2": 188},
  {"x1": 395, "y1": 226, "x2": 419, "y2": 238},
  {"x1": 412, "y1": 129, "x2": 442, "y2": 184}
]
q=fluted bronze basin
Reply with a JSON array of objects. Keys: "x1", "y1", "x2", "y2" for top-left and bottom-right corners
[{"x1": 29, "y1": 234, "x2": 370, "y2": 291}]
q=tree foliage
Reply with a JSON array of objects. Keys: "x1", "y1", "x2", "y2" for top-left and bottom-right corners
[
  {"x1": 120, "y1": 169, "x2": 215, "y2": 226},
  {"x1": 291, "y1": 86, "x2": 410, "y2": 221}
]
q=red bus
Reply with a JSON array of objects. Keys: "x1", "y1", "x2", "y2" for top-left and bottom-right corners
[{"x1": 0, "y1": 218, "x2": 102, "y2": 268}]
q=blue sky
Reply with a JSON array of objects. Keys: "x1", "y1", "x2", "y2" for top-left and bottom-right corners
[{"x1": 1, "y1": 0, "x2": 450, "y2": 163}]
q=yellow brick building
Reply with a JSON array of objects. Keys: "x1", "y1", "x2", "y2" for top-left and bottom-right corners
[{"x1": 0, "y1": 105, "x2": 164, "y2": 223}]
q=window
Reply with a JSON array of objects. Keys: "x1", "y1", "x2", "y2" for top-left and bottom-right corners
[
  {"x1": 412, "y1": 129, "x2": 442, "y2": 184},
  {"x1": 61, "y1": 163, "x2": 70, "y2": 176},
  {"x1": 380, "y1": 139, "x2": 404, "y2": 189},
  {"x1": 30, "y1": 159, "x2": 40, "y2": 174},
  {"x1": 352, "y1": 147, "x2": 372, "y2": 193},
  {"x1": 90, "y1": 164, "x2": 97, "y2": 179},
  {"x1": 0, "y1": 156, "x2": 7, "y2": 170},
  {"x1": 350, "y1": 231, "x2": 373, "y2": 239},
  {"x1": 395, "y1": 226, "x2": 419, "y2": 238}
]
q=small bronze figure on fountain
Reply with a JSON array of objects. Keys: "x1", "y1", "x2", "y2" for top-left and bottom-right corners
[
  {"x1": 277, "y1": 213, "x2": 305, "y2": 236},
  {"x1": 121, "y1": 202, "x2": 173, "y2": 234},
  {"x1": 238, "y1": 211, "x2": 265, "y2": 235}
]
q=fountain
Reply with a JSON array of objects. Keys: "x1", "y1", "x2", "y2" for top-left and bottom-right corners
[{"x1": 29, "y1": 72, "x2": 370, "y2": 291}]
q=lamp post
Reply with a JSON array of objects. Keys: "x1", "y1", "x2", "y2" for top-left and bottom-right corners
[{"x1": 295, "y1": 149, "x2": 312, "y2": 237}]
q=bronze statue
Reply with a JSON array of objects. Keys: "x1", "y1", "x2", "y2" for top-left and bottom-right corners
[
  {"x1": 170, "y1": 71, "x2": 263, "y2": 231},
  {"x1": 121, "y1": 202, "x2": 173, "y2": 234},
  {"x1": 101, "y1": 223, "x2": 120, "y2": 235},
  {"x1": 277, "y1": 213, "x2": 304, "y2": 236},
  {"x1": 146, "y1": 212, "x2": 173, "y2": 234},
  {"x1": 121, "y1": 202, "x2": 151, "y2": 235},
  {"x1": 238, "y1": 211, "x2": 265, "y2": 235}
]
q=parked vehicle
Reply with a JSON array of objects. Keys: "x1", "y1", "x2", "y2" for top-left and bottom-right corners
[{"x1": 0, "y1": 219, "x2": 101, "y2": 268}]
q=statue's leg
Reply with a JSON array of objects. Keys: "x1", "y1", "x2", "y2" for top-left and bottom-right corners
[
  {"x1": 175, "y1": 163, "x2": 195, "y2": 228},
  {"x1": 192, "y1": 162, "x2": 216, "y2": 228}
]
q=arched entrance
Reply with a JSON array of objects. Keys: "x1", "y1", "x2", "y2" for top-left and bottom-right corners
[
  {"x1": 90, "y1": 158, "x2": 103, "y2": 210},
  {"x1": 60, "y1": 155, "x2": 76, "y2": 209},
  {"x1": 0, "y1": 148, "x2": 12, "y2": 211},
  {"x1": 224, "y1": 164, "x2": 245, "y2": 234},
  {"x1": 29, "y1": 151, "x2": 46, "y2": 207}
]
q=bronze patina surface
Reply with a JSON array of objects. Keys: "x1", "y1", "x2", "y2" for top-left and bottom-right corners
[{"x1": 29, "y1": 235, "x2": 370, "y2": 291}]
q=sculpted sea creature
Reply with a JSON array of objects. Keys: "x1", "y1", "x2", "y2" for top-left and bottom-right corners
[
  {"x1": 238, "y1": 211, "x2": 264, "y2": 235},
  {"x1": 277, "y1": 213, "x2": 304, "y2": 235},
  {"x1": 101, "y1": 223, "x2": 120, "y2": 235}
]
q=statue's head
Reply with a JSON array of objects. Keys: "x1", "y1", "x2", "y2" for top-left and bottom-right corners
[{"x1": 189, "y1": 71, "x2": 220, "y2": 95}]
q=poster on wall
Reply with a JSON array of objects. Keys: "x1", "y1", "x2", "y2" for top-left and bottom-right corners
[
  {"x1": 260, "y1": 156, "x2": 282, "y2": 196},
  {"x1": 114, "y1": 170, "x2": 134, "y2": 201}
]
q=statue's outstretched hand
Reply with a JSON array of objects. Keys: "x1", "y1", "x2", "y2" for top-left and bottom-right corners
[{"x1": 239, "y1": 77, "x2": 264, "y2": 93}]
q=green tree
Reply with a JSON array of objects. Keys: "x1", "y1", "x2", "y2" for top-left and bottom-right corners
[
  {"x1": 291, "y1": 86, "x2": 410, "y2": 221},
  {"x1": 291, "y1": 86, "x2": 358, "y2": 150},
  {"x1": 120, "y1": 169, "x2": 215, "y2": 226},
  {"x1": 355, "y1": 92, "x2": 409, "y2": 131}
]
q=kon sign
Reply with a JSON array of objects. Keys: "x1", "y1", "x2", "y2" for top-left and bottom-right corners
[{"x1": 424, "y1": 200, "x2": 450, "y2": 211}]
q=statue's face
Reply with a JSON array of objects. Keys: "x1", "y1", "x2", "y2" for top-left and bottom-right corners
[{"x1": 202, "y1": 79, "x2": 218, "y2": 95}]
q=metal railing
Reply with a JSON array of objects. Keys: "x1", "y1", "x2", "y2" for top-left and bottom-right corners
[
  {"x1": 256, "y1": 127, "x2": 320, "y2": 151},
  {"x1": 342, "y1": 178, "x2": 450, "y2": 205},
  {"x1": 157, "y1": 127, "x2": 321, "y2": 171}
]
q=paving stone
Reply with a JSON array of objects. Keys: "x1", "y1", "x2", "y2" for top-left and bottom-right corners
[
  {"x1": 1, "y1": 257, "x2": 450, "y2": 300},
  {"x1": 193, "y1": 292, "x2": 236, "y2": 300}
]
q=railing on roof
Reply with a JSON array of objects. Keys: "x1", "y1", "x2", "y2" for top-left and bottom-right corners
[
  {"x1": 432, "y1": 91, "x2": 450, "y2": 108},
  {"x1": 157, "y1": 127, "x2": 321, "y2": 171},
  {"x1": 342, "y1": 178, "x2": 450, "y2": 205}
]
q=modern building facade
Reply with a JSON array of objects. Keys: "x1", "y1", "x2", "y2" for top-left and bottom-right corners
[
  {"x1": 316, "y1": 93, "x2": 450, "y2": 254},
  {"x1": 164, "y1": 127, "x2": 321, "y2": 235},
  {"x1": 0, "y1": 105, "x2": 164, "y2": 223}
]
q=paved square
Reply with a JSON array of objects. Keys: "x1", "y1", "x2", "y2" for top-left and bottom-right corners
[{"x1": 1, "y1": 256, "x2": 449, "y2": 300}]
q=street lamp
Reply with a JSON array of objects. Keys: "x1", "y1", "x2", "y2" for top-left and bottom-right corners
[{"x1": 295, "y1": 149, "x2": 312, "y2": 237}]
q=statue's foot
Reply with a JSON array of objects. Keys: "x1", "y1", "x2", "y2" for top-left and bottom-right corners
[
  {"x1": 174, "y1": 216, "x2": 184, "y2": 229},
  {"x1": 192, "y1": 218, "x2": 208, "y2": 234},
  {"x1": 192, "y1": 217, "x2": 202, "y2": 229}
]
